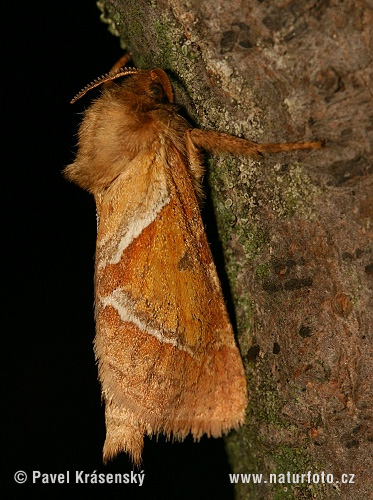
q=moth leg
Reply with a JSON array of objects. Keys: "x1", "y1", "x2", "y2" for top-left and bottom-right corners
[
  {"x1": 185, "y1": 130, "x2": 205, "y2": 198},
  {"x1": 110, "y1": 53, "x2": 131, "y2": 72},
  {"x1": 103, "y1": 53, "x2": 132, "y2": 89},
  {"x1": 188, "y1": 128, "x2": 323, "y2": 157}
]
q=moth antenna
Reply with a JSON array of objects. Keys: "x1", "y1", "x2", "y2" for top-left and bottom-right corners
[{"x1": 70, "y1": 67, "x2": 143, "y2": 104}]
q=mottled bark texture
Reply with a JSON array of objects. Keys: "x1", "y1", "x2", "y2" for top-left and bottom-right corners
[{"x1": 97, "y1": 1, "x2": 372, "y2": 498}]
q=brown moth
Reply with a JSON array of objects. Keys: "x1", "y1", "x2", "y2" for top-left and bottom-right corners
[{"x1": 65, "y1": 55, "x2": 322, "y2": 464}]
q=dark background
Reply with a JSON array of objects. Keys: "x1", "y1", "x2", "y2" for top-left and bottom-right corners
[{"x1": 2, "y1": 1, "x2": 234, "y2": 498}]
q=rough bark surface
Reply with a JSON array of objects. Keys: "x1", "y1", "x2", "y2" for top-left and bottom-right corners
[{"x1": 98, "y1": 1, "x2": 372, "y2": 498}]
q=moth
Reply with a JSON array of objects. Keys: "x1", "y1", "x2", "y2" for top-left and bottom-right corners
[{"x1": 65, "y1": 55, "x2": 322, "y2": 464}]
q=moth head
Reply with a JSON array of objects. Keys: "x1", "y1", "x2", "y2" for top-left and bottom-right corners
[
  {"x1": 70, "y1": 67, "x2": 173, "y2": 105},
  {"x1": 66, "y1": 65, "x2": 177, "y2": 194}
]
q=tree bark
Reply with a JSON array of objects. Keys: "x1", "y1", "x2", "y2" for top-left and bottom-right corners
[{"x1": 98, "y1": 1, "x2": 372, "y2": 498}]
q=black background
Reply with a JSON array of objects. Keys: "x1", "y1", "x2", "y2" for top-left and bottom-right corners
[{"x1": 3, "y1": 1, "x2": 235, "y2": 498}]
